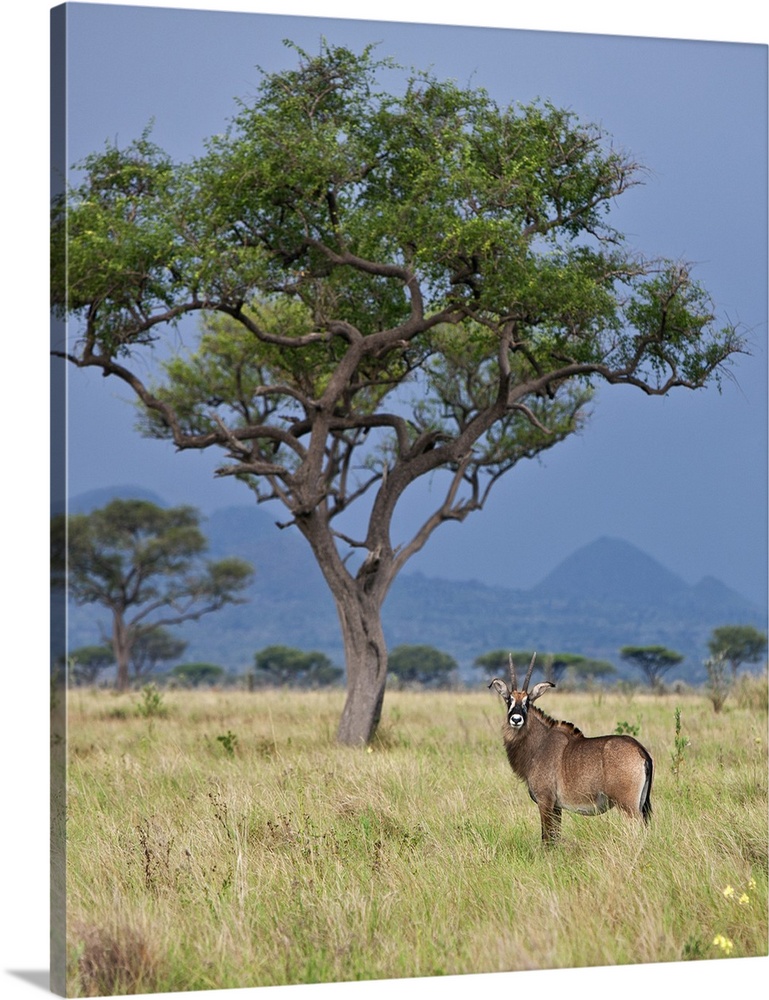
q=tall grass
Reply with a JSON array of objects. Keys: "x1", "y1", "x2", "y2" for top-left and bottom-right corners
[{"x1": 64, "y1": 682, "x2": 768, "y2": 995}]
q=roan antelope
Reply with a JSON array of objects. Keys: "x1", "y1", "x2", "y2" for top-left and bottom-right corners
[{"x1": 489, "y1": 653, "x2": 653, "y2": 844}]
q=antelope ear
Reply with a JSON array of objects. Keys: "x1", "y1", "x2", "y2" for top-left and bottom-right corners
[
  {"x1": 528, "y1": 681, "x2": 555, "y2": 702},
  {"x1": 488, "y1": 678, "x2": 510, "y2": 700}
]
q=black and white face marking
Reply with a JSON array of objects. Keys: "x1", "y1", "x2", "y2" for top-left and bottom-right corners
[{"x1": 508, "y1": 693, "x2": 529, "y2": 729}]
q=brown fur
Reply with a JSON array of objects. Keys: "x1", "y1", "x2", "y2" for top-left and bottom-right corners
[{"x1": 492, "y1": 679, "x2": 653, "y2": 844}]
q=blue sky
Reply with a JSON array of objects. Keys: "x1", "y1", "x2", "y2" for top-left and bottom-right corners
[{"x1": 55, "y1": 2, "x2": 768, "y2": 605}]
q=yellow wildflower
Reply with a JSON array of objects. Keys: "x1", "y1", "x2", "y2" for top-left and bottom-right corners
[
  {"x1": 722, "y1": 885, "x2": 735, "y2": 898},
  {"x1": 712, "y1": 934, "x2": 734, "y2": 955},
  {"x1": 738, "y1": 893, "x2": 750, "y2": 905}
]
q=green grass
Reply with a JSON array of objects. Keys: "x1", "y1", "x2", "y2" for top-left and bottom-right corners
[{"x1": 64, "y1": 681, "x2": 768, "y2": 995}]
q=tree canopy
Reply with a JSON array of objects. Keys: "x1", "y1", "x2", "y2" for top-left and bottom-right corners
[
  {"x1": 68, "y1": 645, "x2": 115, "y2": 686},
  {"x1": 473, "y1": 649, "x2": 536, "y2": 679},
  {"x1": 253, "y1": 645, "x2": 343, "y2": 687},
  {"x1": 541, "y1": 652, "x2": 616, "y2": 684},
  {"x1": 387, "y1": 644, "x2": 458, "y2": 687},
  {"x1": 474, "y1": 649, "x2": 614, "y2": 685},
  {"x1": 620, "y1": 644, "x2": 684, "y2": 690},
  {"x1": 707, "y1": 625, "x2": 767, "y2": 675},
  {"x1": 170, "y1": 662, "x2": 226, "y2": 687},
  {"x1": 52, "y1": 41, "x2": 743, "y2": 742},
  {"x1": 58, "y1": 499, "x2": 253, "y2": 690}
]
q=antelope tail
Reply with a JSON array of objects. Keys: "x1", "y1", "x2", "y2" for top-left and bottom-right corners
[{"x1": 641, "y1": 755, "x2": 653, "y2": 824}]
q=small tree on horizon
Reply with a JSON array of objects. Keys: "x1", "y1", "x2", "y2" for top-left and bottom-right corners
[
  {"x1": 551, "y1": 654, "x2": 616, "y2": 685},
  {"x1": 572, "y1": 658, "x2": 616, "y2": 684},
  {"x1": 69, "y1": 644, "x2": 114, "y2": 686},
  {"x1": 254, "y1": 645, "x2": 343, "y2": 687},
  {"x1": 387, "y1": 644, "x2": 458, "y2": 688},
  {"x1": 473, "y1": 650, "x2": 536, "y2": 681},
  {"x1": 708, "y1": 625, "x2": 767, "y2": 677},
  {"x1": 53, "y1": 41, "x2": 743, "y2": 743},
  {"x1": 170, "y1": 662, "x2": 226, "y2": 687},
  {"x1": 620, "y1": 644, "x2": 684, "y2": 691},
  {"x1": 473, "y1": 649, "x2": 614, "y2": 687},
  {"x1": 543, "y1": 652, "x2": 584, "y2": 684},
  {"x1": 131, "y1": 627, "x2": 188, "y2": 681},
  {"x1": 56, "y1": 499, "x2": 253, "y2": 690}
]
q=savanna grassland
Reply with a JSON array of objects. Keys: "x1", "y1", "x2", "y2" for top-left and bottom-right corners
[{"x1": 63, "y1": 679, "x2": 768, "y2": 996}]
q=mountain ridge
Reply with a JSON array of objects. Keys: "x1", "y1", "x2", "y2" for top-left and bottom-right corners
[
  {"x1": 532, "y1": 535, "x2": 689, "y2": 603},
  {"x1": 62, "y1": 487, "x2": 765, "y2": 682}
]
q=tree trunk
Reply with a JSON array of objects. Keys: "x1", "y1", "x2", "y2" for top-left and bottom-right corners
[
  {"x1": 334, "y1": 589, "x2": 388, "y2": 746},
  {"x1": 112, "y1": 612, "x2": 132, "y2": 692},
  {"x1": 297, "y1": 511, "x2": 393, "y2": 746}
]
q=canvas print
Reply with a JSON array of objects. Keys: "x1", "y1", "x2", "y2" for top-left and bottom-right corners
[{"x1": 50, "y1": 2, "x2": 768, "y2": 996}]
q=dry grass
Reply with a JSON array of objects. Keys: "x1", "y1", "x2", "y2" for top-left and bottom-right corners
[{"x1": 64, "y1": 681, "x2": 768, "y2": 994}]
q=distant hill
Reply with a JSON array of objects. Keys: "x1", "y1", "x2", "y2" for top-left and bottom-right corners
[
  {"x1": 54, "y1": 484, "x2": 168, "y2": 515},
  {"x1": 530, "y1": 536, "x2": 758, "y2": 623},
  {"x1": 62, "y1": 490, "x2": 766, "y2": 684},
  {"x1": 532, "y1": 536, "x2": 687, "y2": 605}
]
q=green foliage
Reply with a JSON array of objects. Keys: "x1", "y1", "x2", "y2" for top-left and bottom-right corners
[
  {"x1": 614, "y1": 719, "x2": 641, "y2": 737},
  {"x1": 55, "y1": 41, "x2": 742, "y2": 504},
  {"x1": 68, "y1": 645, "x2": 115, "y2": 686},
  {"x1": 567, "y1": 656, "x2": 616, "y2": 683},
  {"x1": 254, "y1": 645, "x2": 342, "y2": 687},
  {"x1": 62, "y1": 499, "x2": 253, "y2": 691},
  {"x1": 708, "y1": 625, "x2": 767, "y2": 675},
  {"x1": 542, "y1": 652, "x2": 616, "y2": 684},
  {"x1": 52, "y1": 129, "x2": 178, "y2": 350},
  {"x1": 387, "y1": 644, "x2": 457, "y2": 687},
  {"x1": 473, "y1": 649, "x2": 614, "y2": 687},
  {"x1": 170, "y1": 662, "x2": 226, "y2": 687},
  {"x1": 136, "y1": 683, "x2": 167, "y2": 719},
  {"x1": 216, "y1": 730, "x2": 239, "y2": 758},
  {"x1": 131, "y1": 628, "x2": 187, "y2": 681},
  {"x1": 64, "y1": 500, "x2": 251, "y2": 609},
  {"x1": 473, "y1": 649, "x2": 535, "y2": 678},
  {"x1": 620, "y1": 645, "x2": 684, "y2": 691}
]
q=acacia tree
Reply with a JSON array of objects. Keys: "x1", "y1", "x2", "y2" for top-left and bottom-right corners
[
  {"x1": 568, "y1": 657, "x2": 616, "y2": 686},
  {"x1": 708, "y1": 625, "x2": 767, "y2": 676},
  {"x1": 473, "y1": 649, "x2": 614, "y2": 685},
  {"x1": 53, "y1": 42, "x2": 742, "y2": 743},
  {"x1": 541, "y1": 652, "x2": 617, "y2": 684},
  {"x1": 59, "y1": 500, "x2": 253, "y2": 690},
  {"x1": 254, "y1": 645, "x2": 343, "y2": 687},
  {"x1": 170, "y1": 662, "x2": 225, "y2": 687},
  {"x1": 130, "y1": 627, "x2": 188, "y2": 681},
  {"x1": 68, "y1": 645, "x2": 114, "y2": 686},
  {"x1": 473, "y1": 649, "x2": 535, "y2": 679},
  {"x1": 620, "y1": 644, "x2": 684, "y2": 691},
  {"x1": 387, "y1": 645, "x2": 457, "y2": 687}
]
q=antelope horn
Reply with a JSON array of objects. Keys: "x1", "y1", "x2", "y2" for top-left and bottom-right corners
[
  {"x1": 522, "y1": 652, "x2": 537, "y2": 691},
  {"x1": 508, "y1": 653, "x2": 517, "y2": 691}
]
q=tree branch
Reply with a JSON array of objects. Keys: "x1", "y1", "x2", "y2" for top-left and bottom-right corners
[{"x1": 391, "y1": 454, "x2": 477, "y2": 577}]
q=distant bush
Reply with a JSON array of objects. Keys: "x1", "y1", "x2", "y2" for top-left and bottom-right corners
[
  {"x1": 170, "y1": 663, "x2": 225, "y2": 687},
  {"x1": 253, "y1": 646, "x2": 343, "y2": 688},
  {"x1": 136, "y1": 684, "x2": 167, "y2": 719},
  {"x1": 387, "y1": 645, "x2": 458, "y2": 688}
]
